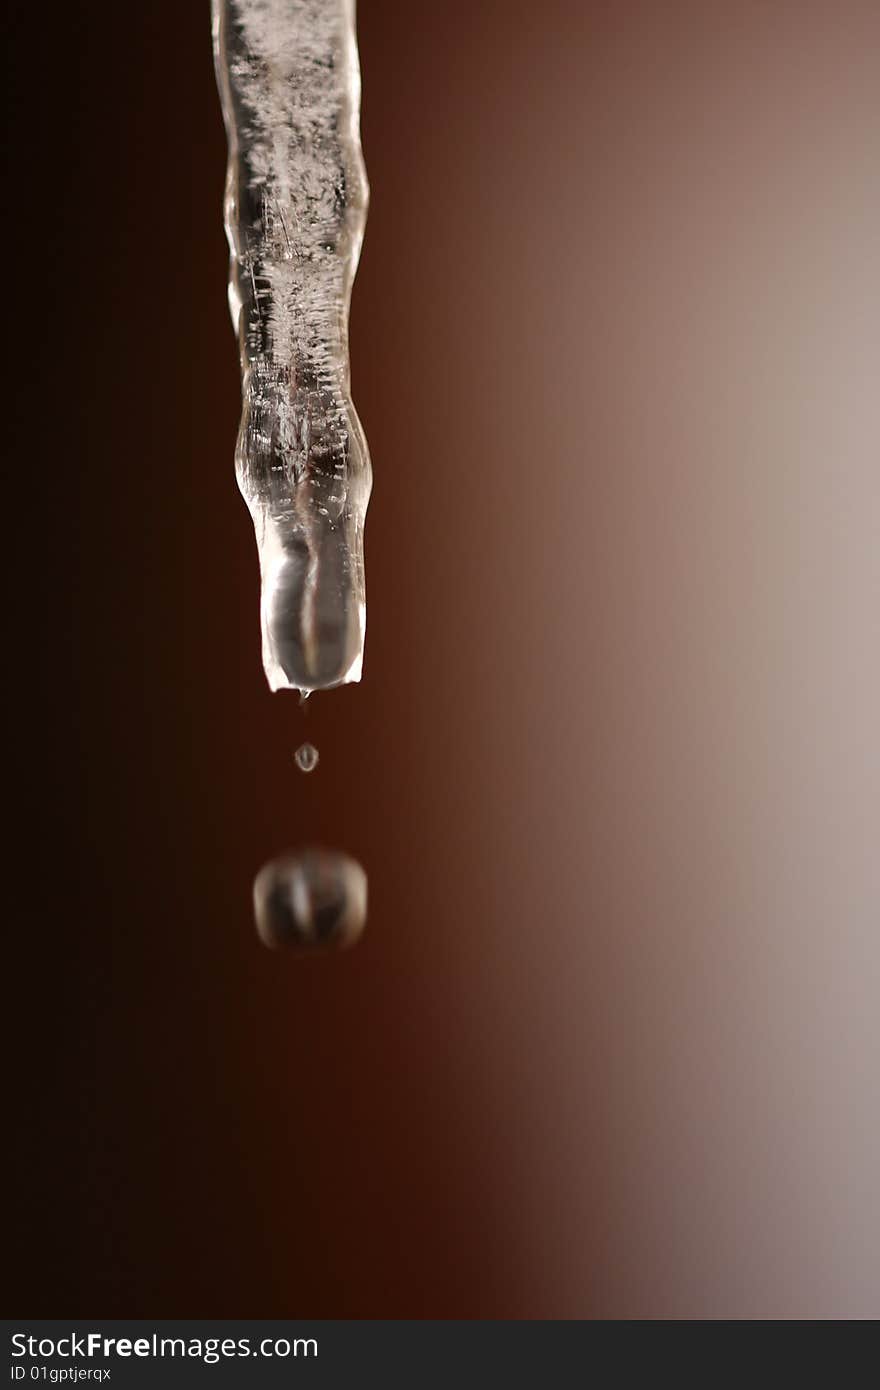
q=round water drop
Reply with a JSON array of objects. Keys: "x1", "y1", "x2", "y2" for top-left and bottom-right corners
[
  {"x1": 294, "y1": 742, "x2": 319, "y2": 773},
  {"x1": 253, "y1": 849, "x2": 367, "y2": 952}
]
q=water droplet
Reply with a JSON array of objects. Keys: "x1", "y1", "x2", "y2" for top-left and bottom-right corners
[
  {"x1": 294, "y1": 742, "x2": 319, "y2": 773},
  {"x1": 253, "y1": 849, "x2": 367, "y2": 952}
]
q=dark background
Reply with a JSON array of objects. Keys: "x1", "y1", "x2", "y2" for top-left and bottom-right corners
[{"x1": 5, "y1": 0, "x2": 879, "y2": 1317}]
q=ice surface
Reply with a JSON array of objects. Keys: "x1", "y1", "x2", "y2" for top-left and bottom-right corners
[{"x1": 213, "y1": 0, "x2": 371, "y2": 693}]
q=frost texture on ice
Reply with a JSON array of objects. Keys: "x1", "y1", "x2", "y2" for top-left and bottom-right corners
[{"x1": 213, "y1": 0, "x2": 371, "y2": 692}]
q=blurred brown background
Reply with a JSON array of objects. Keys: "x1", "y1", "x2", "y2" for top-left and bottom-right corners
[{"x1": 5, "y1": 0, "x2": 879, "y2": 1318}]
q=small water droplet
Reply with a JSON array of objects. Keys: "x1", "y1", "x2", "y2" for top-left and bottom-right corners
[
  {"x1": 294, "y1": 742, "x2": 319, "y2": 773},
  {"x1": 253, "y1": 849, "x2": 367, "y2": 952}
]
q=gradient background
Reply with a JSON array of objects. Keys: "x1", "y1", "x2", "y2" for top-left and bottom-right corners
[{"x1": 5, "y1": 0, "x2": 879, "y2": 1318}]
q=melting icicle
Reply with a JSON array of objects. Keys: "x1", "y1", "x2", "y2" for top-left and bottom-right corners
[
  {"x1": 253, "y1": 848, "x2": 367, "y2": 950},
  {"x1": 213, "y1": 0, "x2": 371, "y2": 694}
]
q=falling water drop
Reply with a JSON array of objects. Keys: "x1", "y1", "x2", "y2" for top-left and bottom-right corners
[
  {"x1": 294, "y1": 742, "x2": 320, "y2": 773},
  {"x1": 253, "y1": 849, "x2": 367, "y2": 951}
]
